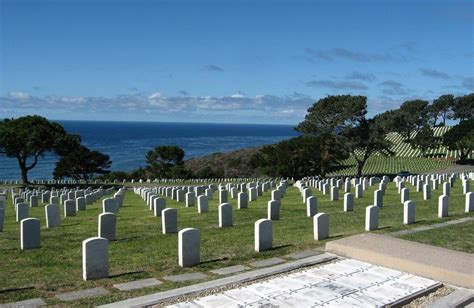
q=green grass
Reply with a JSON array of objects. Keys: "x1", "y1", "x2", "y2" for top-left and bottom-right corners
[
  {"x1": 329, "y1": 156, "x2": 454, "y2": 176},
  {"x1": 0, "y1": 180, "x2": 472, "y2": 306},
  {"x1": 400, "y1": 220, "x2": 474, "y2": 253}
]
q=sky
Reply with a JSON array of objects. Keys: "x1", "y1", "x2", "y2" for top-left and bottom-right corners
[{"x1": 0, "y1": 0, "x2": 473, "y2": 124}]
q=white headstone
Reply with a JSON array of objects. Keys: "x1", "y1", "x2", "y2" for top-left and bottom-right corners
[
  {"x1": 254, "y1": 219, "x2": 272, "y2": 252},
  {"x1": 374, "y1": 190, "x2": 383, "y2": 207},
  {"x1": 423, "y1": 183, "x2": 431, "y2": 200},
  {"x1": 355, "y1": 184, "x2": 363, "y2": 198},
  {"x1": 306, "y1": 196, "x2": 317, "y2": 217},
  {"x1": 82, "y1": 237, "x2": 108, "y2": 280},
  {"x1": 16, "y1": 203, "x2": 29, "y2": 222},
  {"x1": 178, "y1": 228, "x2": 200, "y2": 267},
  {"x1": 403, "y1": 200, "x2": 416, "y2": 224},
  {"x1": 313, "y1": 213, "x2": 329, "y2": 241},
  {"x1": 344, "y1": 193, "x2": 354, "y2": 212},
  {"x1": 45, "y1": 204, "x2": 61, "y2": 228},
  {"x1": 365, "y1": 205, "x2": 379, "y2": 231},
  {"x1": 103, "y1": 198, "x2": 117, "y2": 214},
  {"x1": 238, "y1": 192, "x2": 248, "y2": 209},
  {"x1": 218, "y1": 203, "x2": 233, "y2": 227},
  {"x1": 21, "y1": 218, "x2": 41, "y2": 250},
  {"x1": 153, "y1": 197, "x2": 166, "y2": 216},
  {"x1": 64, "y1": 199, "x2": 76, "y2": 217},
  {"x1": 267, "y1": 200, "x2": 280, "y2": 220},
  {"x1": 185, "y1": 192, "x2": 195, "y2": 207},
  {"x1": 98, "y1": 212, "x2": 116, "y2": 241},
  {"x1": 401, "y1": 188, "x2": 409, "y2": 204},
  {"x1": 29, "y1": 195, "x2": 38, "y2": 207},
  {"x1": 438, "y1": 195, "x2": 449, "y2": 218},
  {"x1": 76, "y1": 197, "x2": 86, "y2": 211},
  {"x1": 219, "y1": 190, "x2": 228, "y2": 204},
  {"x1": 162, "y1": 208, "x2": 178, "y2": 234},
  {"x1": 465, "y1": 192, "x2": 473, "y2": 213},
  {"x1": 443, "y1": 182, "x2": 450, "y2": 196}
]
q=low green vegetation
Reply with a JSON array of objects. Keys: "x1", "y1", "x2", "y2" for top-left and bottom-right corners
[
  {"x1": 400, "y1": 220, "x2": 474, "y2": 253},
  {"x1": 0, "y1": 180, "x2": 472, "y2": 305},
  {"x1": 329, "y1": 156, "x2": 453, "y2": 176}
]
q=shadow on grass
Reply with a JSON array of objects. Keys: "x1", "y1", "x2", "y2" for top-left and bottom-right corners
[
  {"x1": 116, "y1": 236, "x2": 148, "y2": 242},
  {"x1": 0, "y1": 286, "x2": 34, "y2": 293},
  {"x1": 62, "y1": 222, "x2": 81, "y2": 227},
  {"x1": 271, "y1": 244, "x2": 294, "y2": 251},
  {"x1": 109, "y1": 270, "x2": 147, "y2": 278},
  {"x1": 200, "y1": 257, "x2": 229, "y2": 265},
  {"x1": 413, "y1": 219, "x2": 428, "y2": 225}
]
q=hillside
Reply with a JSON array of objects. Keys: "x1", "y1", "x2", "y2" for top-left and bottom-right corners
[
  {"x1": 184, "y1": 146, "x2": 263, "y2": 178},
  {"x1": 184, "y1": 126, "x2": 471, "y2": 178}
]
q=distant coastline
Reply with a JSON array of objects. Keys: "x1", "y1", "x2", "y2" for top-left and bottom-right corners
[{"x1": 0, "y1": 120, "x2": 298, "y2": 180}]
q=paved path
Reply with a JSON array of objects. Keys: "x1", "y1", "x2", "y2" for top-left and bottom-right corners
[
  {"x1": 326, "y1": 233, "x2": 474, "y2": 288},
  {"x1": 390, "y1": 216, "x2": 474, "y2": 236},
  {"x1": 168, "y1": 259, "x2": 440, "y2": 307}
]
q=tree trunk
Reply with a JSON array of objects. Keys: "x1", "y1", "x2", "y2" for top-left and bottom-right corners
[
  {"x1": 356, "y1": 161, "x2": 364, "y2": 177},
  {"x1": 17, "y1": 157, "x2": 29, "y2": 184}
]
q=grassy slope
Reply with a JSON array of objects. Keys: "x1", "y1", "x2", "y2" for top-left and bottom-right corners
[
  {"x1": 400, "y1": 220, "x2": 474, "y2": 253},
  {"x1": 0, "y1": 180, "x2": 472, "y2": 305}
]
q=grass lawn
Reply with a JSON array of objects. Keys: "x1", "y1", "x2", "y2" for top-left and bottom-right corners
[
  {"x1": 0, "y1": 179, "x2": 472, "y2": 306},
  {"x1": 400, "y1": 220, "x2": 474, "y2": 253},
  {"x1": 329, "y1": 156, "x2": 453, "y2": 176}
]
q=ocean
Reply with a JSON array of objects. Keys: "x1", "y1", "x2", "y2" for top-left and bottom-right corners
[{"x1": 0, "y1": 121, "x2": 298, "y2": 180}]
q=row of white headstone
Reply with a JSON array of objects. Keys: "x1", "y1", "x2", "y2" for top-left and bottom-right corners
[
  {"x1": 0, "y1": 188, "x2": 123, "y2": 255},
  {"x1": 295, "y1": 173, "x2": 473, "y2": 232}
]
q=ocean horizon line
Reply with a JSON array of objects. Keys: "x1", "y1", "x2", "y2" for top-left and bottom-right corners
[{"x1": 46, "y1": 118, "x2": 298, "y2": 127}]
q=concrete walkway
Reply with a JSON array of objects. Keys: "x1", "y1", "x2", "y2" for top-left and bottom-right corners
[
  {"x1": 326, "y1": 233, "x2": 474, "y2": 288},
  {"x1": 168, "y1": 258, "x2": 440, "y2": 307},
  {"x1": 99, "y1": 253, "x2": 336, "y2": 308}
]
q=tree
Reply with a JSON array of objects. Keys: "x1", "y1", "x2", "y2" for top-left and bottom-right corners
[
  {"x1": 0, "y1": 115, "x2": 80, "y2": 183},
  {"x1": 53, "y1": 146, "x2": 111, "y2": 182},
  {"x1": 443, "y1": 118, "x2": 474, "y2": 162},
  {"x1": 295, "y1": 95, "x2": 367, "y2": 175},
  {"x1": 296, "y1": 95, "x2": 367, "y2": 136},
  {"x1": 343, "y1": 118, "x2": 393, "y2": 176},
  {"x1": 410, "y1": 125, "x2": 438, "y2": 157},
  {"x1": 397, "y1": 99, "x2": 429, "y2": 141},
  {"x1": 250, "y1": 136, "x2": 347, "y2": 178},
  {"x1": 429, "y1": 94, "x2": 454, "y2": 126},
  {"x1": 146, "y1": 145, "x2": 185, "y2": 178},
  {"x1": 452, "y1": 93, "x2": 474, "y2": 121}
]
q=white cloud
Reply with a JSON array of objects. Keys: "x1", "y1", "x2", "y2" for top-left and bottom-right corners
[
  {"x1": 0, "y1": 91, "x2": 315, "y2": 121},
  {"x1": 8, "y1": 91, "x2": 31, "y2": 101}
]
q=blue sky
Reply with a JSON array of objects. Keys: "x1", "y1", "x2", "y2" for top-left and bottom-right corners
[{"x1": 1, "y1": 0, "x2": 473, "y2": 124}]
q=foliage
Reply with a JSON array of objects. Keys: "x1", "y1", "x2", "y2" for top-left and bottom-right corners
[
  {"x1": 428, "y1": 94, "x2": 454, "y2": 126},
  {"x1": 145, "y1": 145, "x2": 185, "y2": 178},
  {"x1": 251, "y1": 136, "x2": 347, "y2": 178},
  {"x1": 398, "y1": 100, "x2": 429, "y2": 141},
  {"x1": 452, "y1": 93, "x2": 474, "y2": 121},
  {"x1": 410, "y1": 125, "x2": 439, "y2": 157},
  {"x1": 53, "y1": 146, "x2": 112, "y2": 182},
  {"x1": 295, "y1": 95, "x2": 367, "y2": 136},
  {"x1": 443, "y1": 118, "x2": 474, "y2": 161},
  {"x1": 0, "y1": 115, "x2": 80, "y2": 183},
  {"x1": 343, "y1": 118, "x2": 393, "y2": 176}
]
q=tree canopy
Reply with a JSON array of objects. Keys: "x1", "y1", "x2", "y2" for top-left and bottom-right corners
[
  {"x1": 53, "y1": 145, "x2": 112, "y2": 182},
  {"x1": 146, "y1": 145, "x2": 186, "y2": 178},
  {"x1": 443, "y1": 118, "x2": 474, "y2": 162},
  {"x1": 0, "y1": 116, "x2": 80, "y2": 183},
  {"x1": 452, "y1": 93, "x2": 474, "y2": 121},
  {"x1": 295, "y1": 95, "x2": 367, "y2": 136},
  {"x1": 250, "y1": 135, "x2": 347, "y2": 178}
]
